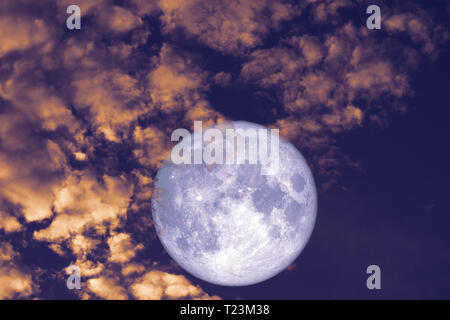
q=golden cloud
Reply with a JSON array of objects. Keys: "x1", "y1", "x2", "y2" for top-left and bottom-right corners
[
  {"x1": 102, "y1": 6, "x2": 143, "y2": 33},
  {"x1": 148, "y1": 44, "x2": 207, "y2": 114},
  {"x1": 0, "y1": 0, "x2": 446, "y2": 300},
  {"x1": 0, "y1": 243, "x2": 33, "y2": 299},
  {"x1": 108, "y1": 233, "x2": 144, "y2": 264},
  {"x1": 88, "y1": 276, "x2": 128, "y2": 300},
  {"x1": 0, "y1": 16, "x2": 52, "y2": 58},
  {"x1": 158, "y1": 0, "x2": 298, "y2": 54},
  {"x1": 34, "y1": 173, "x2": 133, "y2": 242}
]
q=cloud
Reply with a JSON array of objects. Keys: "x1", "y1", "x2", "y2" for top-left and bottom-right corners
[
  {"x1": 133, "y1": 126, "x2": 170, "y2": 169},
  {"x1": 100, "y1": 6, "x2": 143, "y2": 33},
  {"x1": 0, "y1": 206, "x2": 22, "y2": 233},
  {"x1": 0, "y1": 57, "x2": 83, "y2": 223},
  {"x1": 34, "y1": 173, "x2": 133, "y2": 242},
  {"x1": 236, "y1": 3, "x2": 448, "y2": 186},
  {"x1": 72, "y1": 258, "x2": 105, "y2": 278},
  {"x1": 0, "y1": 16, "x2": 52, "y2": 58},
  {"x1": 306, "y1": 0, "x2": 353, "y2": 24},
  {"x1": 384, "y1": 10, "x2": 449, "y2": 57},
  {"x1": 295, "y1": 35, "x2": 325, "y2": 66},
  {"x1": 70, "y1": 235, "x2": 101, "y2": 257},
  {"x1": 108, "y1": 233, "x2": 144, "y2": 264},
  {"x1": 0, "y1": 133, "x2": 66, "y2": 222},
  {"x1": 0, "y1": 243, "x2": 33, "y2": 299},
  {"x1": 131, "y1": 270, "x2": 220, "y2": 300},
  {"x1": 0, "y1": 0, "x2": 222, "y2": 301},
  {"x1": 214, "y1": 72, "x2": 232, "y2": 87},
  {"x1": 121, "y1": 263, "x2": 146, "y2": 276},
  {"x1": 87, "y1": 276, "x2": 128, "y2": 300},
  {"x1": 148, "y1": 44, "x2": 208, "y2": 114},
  {"x1": 345, "y1": 61, "x2": 408, "y2": 98},
  {"x1": 0, "y1": 0, "x2": 447, "y2": 300},
  {"x1": 56, "y1": 0, "x2": 107, "y2": 16},
  {"x1": 0, "y1": 243, "x2": 16, "y2": 262},
  {"x1": 129, "y1": 0, "x2": 158, "y2": 16},
  {"x1": 158, "y1": 0, "x2": 299, "y2": 54},
  {"x1": 0, "y1": 266, "x2": 33, "y2": 299}
]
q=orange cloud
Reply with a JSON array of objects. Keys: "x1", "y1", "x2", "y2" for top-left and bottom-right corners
[
  {"x1": 0, "y1": 243, "x2": 33, "y2": 299},
  {"x1": 100, "y1": 6, "x2": 143, "y2": 33},
  {"x1": 0, "y1": 16, "x2": 52, "y2": 58},
  {"x1": 294, "y1": 35, "x2": 325, "y2": 66},
  {"x1": 158, "y1": 0, "x2": 298, "y2": 54},
  {"x1": 148, "y1": 44, "x2": 207, "y2": 114},
  {"x1": 0, "y1": 0, "x2": 446, "y2": 300},
  {"x1": 72, "y1": 69, "x2": 147, "y2": 142},
  {"x1": 384, "y1": 11, "x2": 448, "y2": 57},
  {"x1": 34, "y1": 173, "x2": 133, "y2": 242},
  {"x1": 0, "y1": 210, "x2": 22, "y2": 233},
  {"x1": 133, "y1": 126, "x2": 171, "y2": 169},
  {"x1": 121, "y1": 263, "x2": 146, "y2": 276},
  {"x1": 88, "y1": 276, "x2": 128, "y2": 300}
]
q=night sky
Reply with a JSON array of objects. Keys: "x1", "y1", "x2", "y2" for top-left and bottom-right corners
[{"x1": 0, "y1": 0, "x2": 449, "y2": 300}]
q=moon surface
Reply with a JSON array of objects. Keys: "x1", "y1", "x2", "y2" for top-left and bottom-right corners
[{"x1": 152, "y1": 121, "x2": 317, "y2": 286}]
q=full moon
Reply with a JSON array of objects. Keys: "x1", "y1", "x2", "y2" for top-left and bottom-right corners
[{"x1": 152, "y1": 121, "x2": 317, "y2": 286}]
